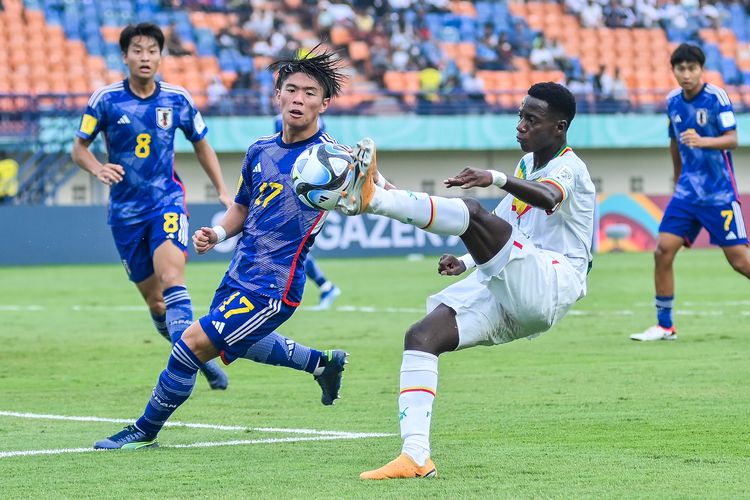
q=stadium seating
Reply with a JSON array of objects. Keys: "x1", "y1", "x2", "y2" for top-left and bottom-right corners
[{"x1": 2, "y1": 0, "x2": 750, "y2": 114}]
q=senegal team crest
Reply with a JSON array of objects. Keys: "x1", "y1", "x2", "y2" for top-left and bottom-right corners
[{"x1": 156, "y1": 107, "x2": 173, "y2": 130}]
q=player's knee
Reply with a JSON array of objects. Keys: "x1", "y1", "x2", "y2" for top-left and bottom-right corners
[
  {"x1": 462, "y1": 198, "x2": 486, "y2": 221},
  {"x1": 728, "y1": 255, "x2": 750, "y2": 277},
  {"x1": 654, "y1": 243, "x2": 676, "y2": 264},
  {"x1": 403, "y1": 322, "x2": 433, "y2": 352},
  {"x1": 157, "y1": 268, "x2": 183, "y2": 288}
]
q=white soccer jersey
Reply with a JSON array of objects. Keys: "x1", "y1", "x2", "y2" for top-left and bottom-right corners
[{"x1": 493, "y1": 146, "x2": 595, "y2": 279}]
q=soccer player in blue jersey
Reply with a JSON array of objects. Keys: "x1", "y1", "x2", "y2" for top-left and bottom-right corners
[
  {"x1": 71, "y1": 23, "x2": 231, "y2": 386},
  {"x1": 94, "y1": 48, "x2": 349, "y2": 449},
  {"x1": 631, "y1": 43, "x2": 750, "y2": 341},
  {"x1": 274, "y1": 114, "x2": 342, "y2": 309}
]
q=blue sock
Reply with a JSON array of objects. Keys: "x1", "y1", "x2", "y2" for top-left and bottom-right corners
[
  {"x1": 305, "y1": 257, "x2": 327, "y2": 288},
  {"x1": 242, "y1": 332, "x2": 322, "y2": 373},
  {"x1": 135, "y1": 339, "x2": 201, "y2": 437},
  {"x1": 655, "y1": 295, "x2": 674, "y2": 329},
  {"x1": 150, "y1": 311, "x2": 170, "y2": 342},
  {"x1": 164, "y1": 285, "x2": 192, "y2": 344}
]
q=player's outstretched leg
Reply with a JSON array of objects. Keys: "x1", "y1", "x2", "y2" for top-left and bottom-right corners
[
  {"x1": 94, "y1": 339, "x2": 201, "y2": 449},
  {"x1": 164, "y1": 285, "x2": 229, "y2": 389},
  {"x1": 315, "y1": 349, "x2": 348, "y2": 405},
  {"x1": 242, "y1": 332, "x2": 348, "y2": 405},
  {"x1": 338, "y1": 138, "x2": 471, "y2": 237}
]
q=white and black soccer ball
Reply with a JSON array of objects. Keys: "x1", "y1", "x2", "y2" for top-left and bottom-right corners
[{"x1": 291, "y1": 143, "x2": 353, "y2": 211}]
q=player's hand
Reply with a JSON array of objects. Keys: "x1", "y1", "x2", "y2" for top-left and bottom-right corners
[
  {"x1": 219, "y1": 192, "x2": 233, "y2": 209},
  {"x1": 680, "y1": 129, "x2": 704, "y2": 148},
  {"x1": 444, "y1": 167, "x2": 493, "y2": 189},
  {"x1": 438, "y1": 254, "x2": 467, "y2": 276},
  {"x1": 192, "y1": 227, "x2": 218, "y2": 254},
  {"x1": 96, "y1": 163, "x2": 125, "y2": 185}
]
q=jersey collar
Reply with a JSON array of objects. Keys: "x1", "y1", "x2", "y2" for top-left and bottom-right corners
[
  {"x1": 276, "y1": 129, "x2": 324, "y2": 150},
  {"x1": 123, "y1": 78, "x2": 161, "y2": 101}
]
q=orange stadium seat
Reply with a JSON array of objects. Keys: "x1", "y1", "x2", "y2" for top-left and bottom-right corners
[{"x1": 329, "y1": 26, "x2": 352, "y2": 47}]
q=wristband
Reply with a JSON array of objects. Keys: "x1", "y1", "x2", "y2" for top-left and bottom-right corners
[
  {"x1": 458, "y1": 253, "x2": 476, "y2": 270},
  {"x1": 212, "y1": 225, "x2": 227, "y2": 243},
  {"x1": 488, "y1": 170, "x2": 507, "y2": 188}
]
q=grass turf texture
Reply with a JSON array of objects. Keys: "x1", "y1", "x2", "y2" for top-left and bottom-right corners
[{"x1": 0, "y1": 250, "x2": 748, "y2": 498}]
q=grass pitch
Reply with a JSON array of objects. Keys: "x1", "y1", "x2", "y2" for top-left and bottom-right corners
[{"x1": 1, "y1": 250, "x2": 749, "y2": 498}]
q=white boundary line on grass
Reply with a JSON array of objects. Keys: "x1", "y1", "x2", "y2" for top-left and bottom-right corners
[
  {"x1": 0, "y1": 411, "x2": 394, "y2": 459},
  {"x1": 3, "y1": 304, "x2": 750, "y2": 315}
]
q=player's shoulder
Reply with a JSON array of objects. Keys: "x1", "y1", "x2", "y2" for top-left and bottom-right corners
[
  {"x1": 244, "y1": 133, "x2": 279, "y2": 160},
  {"x1": 550, "y1": 148, "x2": 588, "y2": 174},
  {"x1": 87, "y1": 80, "x2": 126, "y2": 108},
  {"x1": 703, "y1": 83, "x2": 732, "y2": 106},
  {"x1": 159, "y1": 81, "x2": 197, "y2": 106},
  {"x1": 666, "y1": 87, "x2": 682, "y2": 105}
]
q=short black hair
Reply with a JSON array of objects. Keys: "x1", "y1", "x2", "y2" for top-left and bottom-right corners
[
  {"x1": 268, "y1": 44, "x2": 346, "y2": 99},
  {"x1": 527, "y1": 82, "x2": 576, "y2": 126},
  {"x1": 119, "y1": 23, "x2": 165, "y2": 53},
  {"x1": 670, "y1": 43, "x2": 705, "y2": 67}
]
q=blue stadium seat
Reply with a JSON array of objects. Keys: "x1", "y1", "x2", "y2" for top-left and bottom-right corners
[{"x1": 721, "y1": 57, "x2": 740, "y2": 85}]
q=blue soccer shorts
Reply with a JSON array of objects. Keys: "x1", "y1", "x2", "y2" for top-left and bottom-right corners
[
  {"x1": 199, "y1": 277, "x2": 297, "y2": 364},
  {"x1": 659, "y1": 197, "x2": 748, "y2": 247},
  {"x1": 111, "y1": 205, "x2": 189, "y2": 283}
]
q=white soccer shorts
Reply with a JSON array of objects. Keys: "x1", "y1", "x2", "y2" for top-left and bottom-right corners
[{"x1": 427, "y1": 230, "x2": 585, "y2": 349}]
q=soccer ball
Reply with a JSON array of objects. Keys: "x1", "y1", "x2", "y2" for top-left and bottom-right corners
[{"x1": 291, "y1": 143, "x2": 353, "y2": 211}]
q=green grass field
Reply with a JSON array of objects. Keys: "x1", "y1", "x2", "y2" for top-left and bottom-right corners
[{"x1": 1, "y1": 250, "x2": 749, "y2": 498}]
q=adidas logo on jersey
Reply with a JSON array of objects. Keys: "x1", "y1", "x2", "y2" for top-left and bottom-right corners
[
  {"x1": 674, "y1": 115, "x2": 682, "y2": 123},
  {"x1": 726, "y1": 231, "x2": 737, "y2": 240},
  {"x1": 253, "y1": 163, "x2": 262, "y2": 173},
  {"x1": 212, "y1": 320, "x2": 226, "y2": 334},
  {"x1": 117, "y1": 115, "x2": 131, "y2": 125}
]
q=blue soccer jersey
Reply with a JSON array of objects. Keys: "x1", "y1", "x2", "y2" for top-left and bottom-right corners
[
  {"x1": 77, "y1": 79, "x2": 208, "y2": 225},
  {"x1": 667, "y1": 83, "x2": 738, "y2": 205},
  {"x1": 226, "y1": 130, "x2": 342, "y2": 306}
]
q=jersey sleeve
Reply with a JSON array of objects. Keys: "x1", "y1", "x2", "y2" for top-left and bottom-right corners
[
  {"x1": 76, "y1": 93, "x2": 107, "y2": 141},
  {"x1": 714, "y1": 92, "x2": 737, "y2": 133},
  {"x1": 178, "y1": 94, "x2": 208, "y2": 142},
  {"x1": 234, "y1": 147, "x2": 255, "y2": 206},
  {"x1": 539, "y1": 162, "x2": 576, "y2": 213}
]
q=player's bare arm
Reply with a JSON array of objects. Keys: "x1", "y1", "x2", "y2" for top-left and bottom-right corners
[
  {"x1": 71, "y1": 136, "x2": 125, "y2": 186},
  {"x1": 193, "y1": 138, "x2": 232, "y2": 208},
  {"x1": 669, "y1": 138, "x2": 682, "y2": 186},
  {"x1": 192, "y1": 202, "x2": 247, "y2": 254},
  {"x1": 445, "y1": 166, "x2": 561, "y2": 211},
  {"x1": 679, "y1": 128, "x2": 737, "y2": 150}
]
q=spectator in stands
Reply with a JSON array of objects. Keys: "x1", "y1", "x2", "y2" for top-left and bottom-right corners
[
  {"x1": 530, "y1": 37, "x2": 556, "y2": 71},
  {"x1": 508, "y1": 19, "x2": 532, "y2": 57},
  {"x1": 0, "y1": 157, "x2": 19, "y2": 204},
  {"x1": 417, "y1": 65, "x2": 442, "y2": 114},
  {"x1": 636, "y1": 0, "x2": 662, "y2": 28},
  {"x1": 461, "y1": 69, "x2": 486, "y2": 114},
  {"x1": 580, "y1": 0, "x2": 604, "y2": 27},
  {"x1": 604, "y1": 0, "x2": 637, "y2": 28},
  {"x1": 165, "y1": 21, "x2": 192, "y2": 57},
  {"x1": 496, "y1": 32, "x2": 516, "y2": 71},
  {"x1": 610, "y1": 68, "x2": 630, "y2": 113},
  {"x1": 476, "y1": 25, "x2": 502, "y2": 70},
  {"x1": 207, "y1": 76, "x2": 230, "y2": 115},
  {"x1": 593, "y1": 65, "x2": 613, "y2": 102},
  {"x1": 549, "y1": 38, "x2": 574, "y2": 76},
  {"x1": 566, "y1": 74, "x2": 595, "y2": 113}
]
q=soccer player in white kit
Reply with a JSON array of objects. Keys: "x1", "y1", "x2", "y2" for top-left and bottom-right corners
[{"x1": 338, "y1": 82, "x2": 596, "y2": 479}]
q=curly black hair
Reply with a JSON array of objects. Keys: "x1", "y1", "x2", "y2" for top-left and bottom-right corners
[{"x1": 268, "y1": 44, "x2": 347, "y2": 99}]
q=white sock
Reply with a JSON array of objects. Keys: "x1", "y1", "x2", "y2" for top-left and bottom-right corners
[
  {"x1": 368, "y1": 187, "x2": 470, "y2": 236},
  {"x1": 399, "y1": 350, "x2": 438, "y2": 466}
]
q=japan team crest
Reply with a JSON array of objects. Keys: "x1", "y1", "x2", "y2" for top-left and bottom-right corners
[
  {"x1": 156, "y1": 107, "x2": 173, "y2": 130},
  {"x1": 696, "y1": 108, "x2": 708, "y2": 126}
]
